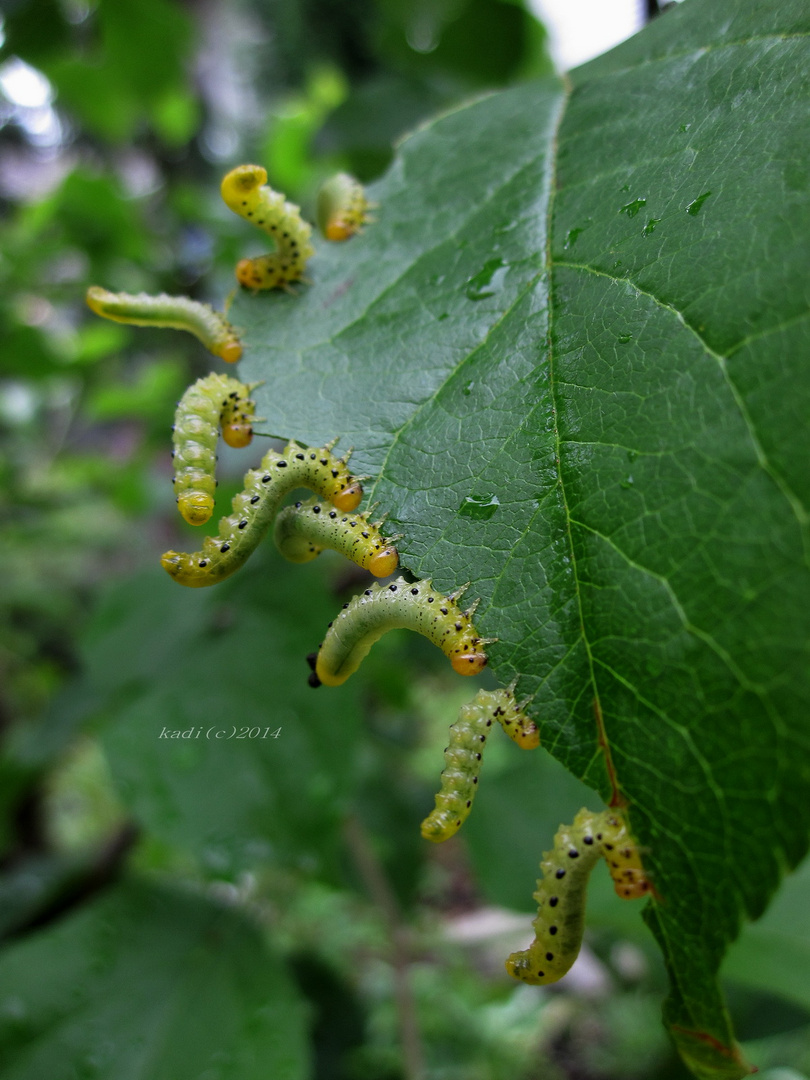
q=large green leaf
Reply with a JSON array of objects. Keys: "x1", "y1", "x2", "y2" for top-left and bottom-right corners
[
  {"x1": 225, "y1": 1, "x2": 809, "y2": 1075},
  {"x1": 0, "y1": 877, "x2": 309, "y2": 1079}
]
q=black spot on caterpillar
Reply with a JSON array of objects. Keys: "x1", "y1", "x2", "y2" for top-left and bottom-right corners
[
  {"x1": 421, "y1": 685, "x2": 539, "y2": 843},
  {"x1": 317, "y1": 173, "x2": 374, "y2": 241},
  {"x1": 600, "y1": 812, "x2": 652, "y2": 901},
  {"x1": 171, "y1": 374, "x2": 259, "y2": 525},
  {"x1": 161, "y1": 440, "x2": 364, "y2": 587},
  {"x1": 220, "y1": 165, "x2": 315, "y2": 290},
  {"x1": 505, "y1": 809, "x2": 651, "y2": 986},
  {"x1": 273, "y1": 496, "x2": 400, "y2": 578},
  {"x1": 85, "y1": 287, "x2": 242, "y2": 363},
  {"x1": 309, "y1": 577, "x2": 494, "y2": 687}
]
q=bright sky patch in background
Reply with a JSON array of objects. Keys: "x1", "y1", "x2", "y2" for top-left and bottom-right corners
[{"x1": 530, "y1": 0, "x2": 645, "y2": 70}]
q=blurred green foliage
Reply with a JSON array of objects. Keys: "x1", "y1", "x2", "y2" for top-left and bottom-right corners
[{"x1": 0, "y1": 1, "x2": 807, "y2": 1078}]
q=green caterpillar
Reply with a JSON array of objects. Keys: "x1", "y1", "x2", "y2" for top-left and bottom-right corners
[
  {"x1": 317, "y1": 173, "x2": 374, "y2": 241},
  {"x1": 85, "y1": 287, "x2": 242, "y2": 363},
  {"x1": 601, "y1": 813, "x2": 652, "y2": 900},
  {"x1": 308, "y1": 577, "x2": 493, "y2": 688},
  {"x1": 506, "y1": 809, "x2": 651, "y2": 986},
  {"x1": 220, "y1": 165, "x2": 315, "y2": 290},
  {"x1": 171, "y1": 374, "x2": 258, "y2": 526},
  {"x1": 273, "y1": 497, "x2": 399, "y2": 578},
  {"x1": 421, "y1": 686, "x2": 539, "y2": 843},
  {"x1": 161, "y1": 441, "x2": 364, "y2": 587}
]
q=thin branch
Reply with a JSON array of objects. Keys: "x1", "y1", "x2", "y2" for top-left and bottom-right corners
[{"x1": 343, "y1": 814, "x2": 425, "y2": 1080}]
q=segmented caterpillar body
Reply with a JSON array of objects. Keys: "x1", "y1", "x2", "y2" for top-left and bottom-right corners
[
  {"x1": 274, "y1": 497, "x2": 399, "y2": 578},
  {"x1": 601, "y1": 814, "x2": 651, "y2": 900},
  {"x1": 421, "y1": 686, "x2": 539, "y2": 843},
  {"x1": 220, "y1": 165, "x2": 315, "y2": 290},
  {"x1": 86, "y1": 287, "x2": 242, "y2": 363},
  {"x1": 309, "y1": 577, "x2": 492, "y2": 687},
  {"x1": 171, "y1": 374, "x2": 257, "y2": 526},
  {"x1": 506, "y1": 809, "x2": 651, "y2": 986},
  {"x1": 317, "y1": 173, "x2": 373, "y2": 241},
  {"x1": 161, "y1": 441, "x2": 363, "y2": 587}
]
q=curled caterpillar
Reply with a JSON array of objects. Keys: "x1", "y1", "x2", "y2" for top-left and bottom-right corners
[
  {"x1": 505, "y1": 809, "x2": 651, "y2": 986},
  {"x1": 161, "y1": 440, "x2": 364, "y2": 587},
  {"x1": 274, "y1": 497, "x2": 399, "y2": 578},
  {"x1": 421, "y1": 686, "x2": 539, "y2": 843},
  {"x1": 307, "y1": 577, "x2": 493, "y2": 688},
  {"x1": 317, "y1": 173, "x2": 373, "y2": 241},
  {"x1": 86, "y1": 287, "x2": 242, "y2": 363},
  {"x1": 220, "y1": 165, "x2": 315, "y2": 290},
  {"x1": 173, "y1": 375, "x2": 258, "y2": 523},
  {"x1": 171, "y1": 374, "x2": 258, "y2": 526}
]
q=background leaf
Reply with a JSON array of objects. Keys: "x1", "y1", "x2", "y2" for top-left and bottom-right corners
[{"x1": 0, "y1": 877, "x2": 309, "y2": 1080}]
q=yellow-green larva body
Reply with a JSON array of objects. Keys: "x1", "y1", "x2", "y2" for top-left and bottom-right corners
[
  {"x1": 273, "y1": 497, "x2": 399, "y2": 578},
  {"x1": 317, "y1": 173, "x2": 372, "y2": 241},
  {"x1": 312, "y1": 577, "x2": 490, "y2": 687},
  {"x1": 506, "y1": 809, "x2": 650, "y2": 986},
  {"x1": 85, "y1": 287, "x2": 242, "y2": 363},
  {"x1": 601, "y1": 814, "x2": 652, "y2": 900},
  {"x1": 420, "y1": 687, "x2": 540, "y2": 844},
  {"x1": 171, "y1": 374, "x2": 257, "y2": 526},
  {"x1": 220, "y1": 165, "x2": 315, "y2": 290},
  {"x1": 161, "y1": 441, "x2": 363, "y2": 587}
]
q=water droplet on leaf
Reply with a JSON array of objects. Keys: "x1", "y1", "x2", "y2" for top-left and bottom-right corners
[
  {"x1": 686, "y1": 191, "x2": 712, "y2": 215},
  {"x1": 458, "y1": 493, "x2": 500, "y2": 520},
  {"x1": 564, "y1": 222, "x2": 590, "y2": 248},
  {"x1": 465, "y1": 258, "x2": 507, "y2": 300},
  {"x1": 620, "y1": 199, "x2": 646, "y2": 218}
]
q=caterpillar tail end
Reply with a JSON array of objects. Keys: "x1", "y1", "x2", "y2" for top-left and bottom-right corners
[
  {"x1": 451, "y1": 651, "x2": 488, "y2": 676},
  {"x1": 160, "y1": 551, "x2": 209, "y2": 588},
  {"x1": 177, "y1": 492, "x2": 215, "y2": 526},
  {"x1": 420, "y1": 813, "x2": 460, "y2": 844},
  {"x1": 505, "y1": 951, "x2": 555, "y2": 986},
  {"x1": 85, "y1": 285, "x2": 110, "y2": 316},
  {"x1": 313, "y1": 653, "x2": 348, "y2": 688},
  {"x1": 283, "y1": 543, "x2": 324, "y2": 566}
]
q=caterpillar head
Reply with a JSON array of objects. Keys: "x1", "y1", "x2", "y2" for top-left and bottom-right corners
[
  {"x1": 367, "y1": 545, "x2": 399, "y2": 578},
  {"x1": 221, "y1": 164, "x2": 268, "y2": 206},
  {"x1": 221, "y1": 421, "x2": 253, "y2": 449},
  {"x1": 450, "y1": 650, "x2": 489, "y2": 676},
  {"x1": 332, "y1": 481, "x2": 363, "y2": 512},
  {"x1": 217, "y1": 339, "x2": 243, "y2": 364}
]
